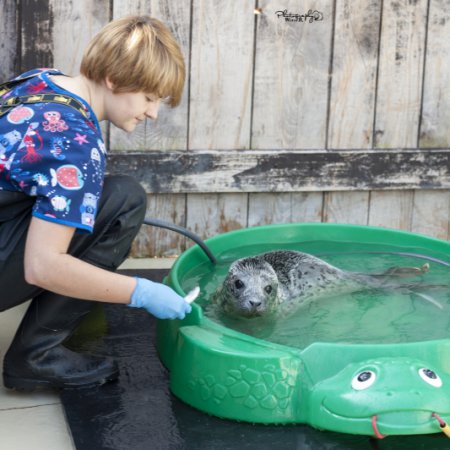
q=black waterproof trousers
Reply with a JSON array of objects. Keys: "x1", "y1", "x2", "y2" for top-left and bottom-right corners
[
  {"x1": 0, "y1": 175, "x2": 147, "y2": 389},
  {"x1": 0, "y1": 175, "x2": 147, "y2": 311}
]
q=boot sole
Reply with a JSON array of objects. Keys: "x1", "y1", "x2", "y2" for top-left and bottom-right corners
[{"x1": 3, "y1": 370, "x2": 119, "y2": 391}]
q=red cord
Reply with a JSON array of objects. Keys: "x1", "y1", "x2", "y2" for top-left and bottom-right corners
[
  {"x1": 372, "y1": 415, "x2": 387, "y2": 439},
  {"x1": 432, "y1": 412, "x2": 445, "y2": 426}
]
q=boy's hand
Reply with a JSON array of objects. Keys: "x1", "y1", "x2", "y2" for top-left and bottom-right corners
[{"x1": 128, "y1": 277, "x2": 191, "y2": 320}]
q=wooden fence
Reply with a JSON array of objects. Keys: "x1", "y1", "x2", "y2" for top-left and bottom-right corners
[{"x1": 2, "y1": 0, "x2": 450, "y2": 257}]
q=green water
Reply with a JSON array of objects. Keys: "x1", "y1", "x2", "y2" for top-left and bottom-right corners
[{"x1": 179, "y1": 241, "x2": 450, "y2": 349}]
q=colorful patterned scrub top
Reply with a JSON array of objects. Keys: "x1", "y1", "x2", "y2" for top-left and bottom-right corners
[{"x1": 0, "y1": 69, "x2": 106, "y2": 233}]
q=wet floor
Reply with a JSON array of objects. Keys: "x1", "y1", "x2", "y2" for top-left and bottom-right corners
[{"x1": 61, "y1": 269, "x2": 450, "y2": 450}]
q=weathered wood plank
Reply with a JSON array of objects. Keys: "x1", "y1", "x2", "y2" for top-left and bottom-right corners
[
  {"x1": 328, "y1": 0, "x2": 381, "y2": 149},
  {"x1": 187, "y1": 0, "x2": 253, "y2": 249},
  {"x1": 110, "y1": 0, "x2": 190, "y2": 151},
  {"x1": 131, "y1": 194, "x2": 186, "y2": 257},
  {"x1": 185, "y1": 194, "x2": 248, "y2": 242},
  {"x1": 372, "y1": 0, "x2": 428, "y2": 244},
  {"x1": 368, "y1": 191, "x2": 414, "y2": 230},
  {"x1": 419, "y1": 0, "x2": 450, "y2": 148},
  {"x1": 110, "y1": 1, "x2": 192, "y2": 257},
  {"x1": 248, "y1": 194, "x2": 294, "y2": 226},
  {"x1": 50, "y1": 0, "x2": 110, "y2": 75},
  {"x1": 323, "y1": 192, "x2": 369, "y2": 224},
  {"x1": 20, "y1": 0, "x2": 54, "y2": 71},
  {"x1": 188, "y1": 0, "x2": 254, "y2": 150},
  {"x1": 411, "y1": 0, "x2": 450, "y2": 243},
  {"x1": 0, "y1": 0, "x2": 19, "y2": 79},
  {"x1": 248, "y1": 192, "x2": 323, "y2": 226},
  {"x1": 252, "y1": 0, "x2": 333, "y2": 149},
  {"x1": 106, "y1": 149, "x2": 450, "y2": 193},
  {"x1": 290, "y1": 193, "x2": 323, "y2": 222},
  {"x1": 374, "y1": 0, "x2": 428, "y2": 148},
  {"x1": 411, "y1": 190, "x2": 450, "y2": 240}
]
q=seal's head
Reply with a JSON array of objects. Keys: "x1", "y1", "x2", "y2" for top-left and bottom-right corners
[{"x1": 217, "y1": 256, "x2": 280, "y2": 318}]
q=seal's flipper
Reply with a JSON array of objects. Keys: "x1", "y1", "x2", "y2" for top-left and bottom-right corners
[{"x1": 373, "y1": 263, "x2": 430, "y2": 278}]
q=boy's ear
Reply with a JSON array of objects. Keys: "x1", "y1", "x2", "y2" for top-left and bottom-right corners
[{"x1": 105, "y1": 77, "x2": 115, "y2": 91}]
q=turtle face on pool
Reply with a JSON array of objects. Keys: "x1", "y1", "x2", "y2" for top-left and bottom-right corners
[
  {"x1": 219, "y1": 258, "x2": 280, "y2": 318},
  {"x1": 308, "y1": 357, "x2": 450, "y2": 437}
]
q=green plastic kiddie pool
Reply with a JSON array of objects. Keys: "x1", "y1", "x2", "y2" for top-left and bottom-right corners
[{"x1": 156, "y1": 223, "x2": 450, "y2": 439}]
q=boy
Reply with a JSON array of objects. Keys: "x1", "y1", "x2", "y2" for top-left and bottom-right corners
[{"x1": 0, "y1": 16, "x2": 191, "y2": 390}]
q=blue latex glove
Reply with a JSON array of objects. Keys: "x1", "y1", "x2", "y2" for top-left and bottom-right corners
[{"x1": 128, "y1": 277, "x2": 192, "y2": 320}]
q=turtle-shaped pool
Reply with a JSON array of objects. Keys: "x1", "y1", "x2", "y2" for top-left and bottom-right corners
[{"x1": 157, "y1": 223, "x2": 450, "y2": 438}]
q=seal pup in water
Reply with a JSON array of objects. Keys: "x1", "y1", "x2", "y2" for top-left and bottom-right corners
[{"x1": 213, "y1": 250, "x2": 430, "y2": 318}]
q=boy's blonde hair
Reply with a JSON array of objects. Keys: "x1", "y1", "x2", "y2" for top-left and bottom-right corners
[{"x1": 80, "y1": 16, "x2": 185, "y2": 107}]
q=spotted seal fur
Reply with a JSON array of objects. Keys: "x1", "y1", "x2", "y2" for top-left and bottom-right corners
[{"x1": 213, "y1": 250, "x2": 430, "y2": 318}]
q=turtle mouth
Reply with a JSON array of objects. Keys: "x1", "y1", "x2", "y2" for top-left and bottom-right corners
[
  {"x1": 320, "y1": 402, "x2": 448, "y2": 437},
  {"x1": 372, "y1": 411, "x2": 450, "y2": 439}
]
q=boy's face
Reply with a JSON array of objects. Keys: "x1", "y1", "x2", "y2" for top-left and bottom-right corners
[{"x1": 104, "y1": 86, "x2": 161, "y2": 132}]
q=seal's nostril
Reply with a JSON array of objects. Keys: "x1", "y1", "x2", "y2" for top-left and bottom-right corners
[{"x1": 249, "y1": 300, "x2": 262, "y2": 307}]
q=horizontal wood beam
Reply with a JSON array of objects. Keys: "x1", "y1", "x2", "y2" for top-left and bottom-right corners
[{"x1": 106, "y1": 149, "x2": 450, "y2": 193}]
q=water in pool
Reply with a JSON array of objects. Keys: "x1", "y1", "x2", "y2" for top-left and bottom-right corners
[{"x1": 179, "y1": 241, "x2": 450, "y2": 349}]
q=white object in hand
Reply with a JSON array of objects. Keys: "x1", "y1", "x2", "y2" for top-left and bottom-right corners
[{"x1": 184, "y1": 286, "x2": 200, "y2": 304}]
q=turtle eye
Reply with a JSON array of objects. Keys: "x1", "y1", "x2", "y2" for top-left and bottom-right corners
[
  {"x1": 418, "y1": 368, "x2": 442, "y2": 388},
  {"x1": 352, "y1": 370, "x2": 376, "y2": 390},
  {"x1": 234, "y1": 279, "x2": 244, "y2": 289},
  {"x1": 264, "y1": 285, "x2": 272, "y2": 294}
]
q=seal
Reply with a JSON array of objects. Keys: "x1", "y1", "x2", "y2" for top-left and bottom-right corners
[{"x1": 213, "y1": 250, "x2": 430, "y2": 318}]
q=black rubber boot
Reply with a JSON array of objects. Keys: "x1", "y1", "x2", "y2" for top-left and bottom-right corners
[{"x1": 3, "y1": 293, "x2": 119, "y2": 390}]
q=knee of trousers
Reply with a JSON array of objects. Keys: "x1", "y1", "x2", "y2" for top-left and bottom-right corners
[
  {"x1": 98, "y1": 175, "x2": 147, "y2": 224},
  {"x1": 69, "y1": 175, "x2": 147, "y2": 270}
]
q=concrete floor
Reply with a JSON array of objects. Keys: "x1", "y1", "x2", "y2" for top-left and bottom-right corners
[{"x1": 0, "y1": 258, "x2": 174, "y2": 450}]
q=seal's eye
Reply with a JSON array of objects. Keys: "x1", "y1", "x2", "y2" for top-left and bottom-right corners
[
  {"x1": 234, "y1": 279, "x2": 244, "y2": 289},
  {"x1": 264, "y1": 285, "x2": 272, "y2": 294},
  {"x1": 351, "y1": 370, "x2": 376, "y2": 390},
  {"x1": 418, "y1": 368, "x2": 442, "y2": 388}
]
